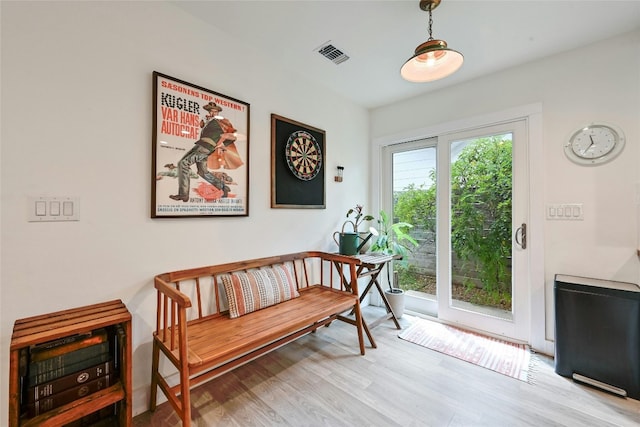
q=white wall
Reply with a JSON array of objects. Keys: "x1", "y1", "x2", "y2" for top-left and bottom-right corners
[
  {"x1": 371, "y1": 30, "x2": 640, "y2": 352},
  {"x1": 3, "y1": 0, "x2": 639, "y2": 422},
  {"x1": 0, "y1": 1, "x2": 369, "y2": 419}
]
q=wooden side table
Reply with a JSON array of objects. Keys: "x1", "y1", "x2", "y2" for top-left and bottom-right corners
[
  {"x1": 333, "y1": 253, "x2": 402, "y2": 349},
  {"x1": 352, "y1": 253, "x2": 402, "y2": 330}
]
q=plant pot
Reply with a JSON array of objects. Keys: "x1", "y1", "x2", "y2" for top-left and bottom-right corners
[{"x1": 384, "y1": 288, "x2": 405, "y2": 319}]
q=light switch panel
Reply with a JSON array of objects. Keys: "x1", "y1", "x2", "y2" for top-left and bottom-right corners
[
  {"x1": 28, "y1": 197, "x2": 79, "y2": 222},
  {"x1": 546, "y1": 203, "x2": 583, "y2": 220}
]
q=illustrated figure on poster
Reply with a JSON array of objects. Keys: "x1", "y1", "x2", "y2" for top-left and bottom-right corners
[
  {"x1": 194, "y1": 171, "x2": 239, "y2": 201},
  {"x1": 156, "y1": 163, "x2": 198, "y2": 180},
  {"x1": 169, "y1": 102, "x2": 244, "y2": 202}
]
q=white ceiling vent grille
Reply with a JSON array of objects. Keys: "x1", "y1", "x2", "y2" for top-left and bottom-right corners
[{"x1": 317, "y1": 42, "x2": 350, "y2": 65}]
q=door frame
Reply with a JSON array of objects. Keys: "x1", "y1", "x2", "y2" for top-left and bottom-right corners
[{"x1": 372, "y1": 104, "x2": 548, "y2": 351}]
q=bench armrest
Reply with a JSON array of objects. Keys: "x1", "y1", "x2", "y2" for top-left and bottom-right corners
[
  {"x1": 155, "y1": 275, "x2": 193, "y2": 309},
  {"x1": 154, "y1": 275, "x2": 192, "y2": 352},
  {"x1": 309, "y1": 251, "x2": 361, "y2": 297}
]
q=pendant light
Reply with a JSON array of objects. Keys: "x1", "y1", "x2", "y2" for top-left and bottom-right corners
[{"x1": 401, "y1": 0, "x2": 463, "y2": 83}]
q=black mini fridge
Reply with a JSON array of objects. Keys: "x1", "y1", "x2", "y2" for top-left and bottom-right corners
[{"x1": 554, "y1": 274, "x2": 640, "y2": 399}]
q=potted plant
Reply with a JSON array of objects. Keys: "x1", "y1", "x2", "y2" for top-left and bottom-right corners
[
  {"x1": 370, "y1": 210, "x2": 419, "y2": 318},
  {"x1": 344, "y1": 204, "x2": 375, "y2": 254}
]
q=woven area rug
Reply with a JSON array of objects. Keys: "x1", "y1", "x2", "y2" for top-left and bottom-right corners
[{"x1": 399, "y1": 317, "x2": 533, "y2": 382}]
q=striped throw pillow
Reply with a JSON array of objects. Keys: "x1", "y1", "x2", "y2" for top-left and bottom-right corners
[{"x1": 222, "y1": 265, "x2": 300, "y2": 318}]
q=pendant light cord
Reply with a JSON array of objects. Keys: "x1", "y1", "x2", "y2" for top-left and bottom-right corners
[{"x1": 427, "y1": 7, "x2": 434, "y2": 41}]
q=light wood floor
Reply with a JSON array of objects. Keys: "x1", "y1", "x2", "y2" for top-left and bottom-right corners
[{"x1": 134, "y1": 307, "x2": 640, "y2": 426}]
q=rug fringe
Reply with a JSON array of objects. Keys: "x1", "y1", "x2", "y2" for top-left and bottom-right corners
[{"x1": 526, "y1": 347, "x2": 542, "y2": 385}]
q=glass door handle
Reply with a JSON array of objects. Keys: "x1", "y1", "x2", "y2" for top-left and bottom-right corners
[{"x1": 515, "y1": 223, "x2": 527, "y2": 249}]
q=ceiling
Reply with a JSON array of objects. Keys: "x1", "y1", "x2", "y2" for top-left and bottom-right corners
[{"x1": 174, "y1": 0, "x2": 640, "y2": 109}]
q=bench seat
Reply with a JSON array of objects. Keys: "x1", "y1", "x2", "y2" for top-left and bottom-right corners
[{"x1": 181, "y1": 286, "x2": 357, "y2": 369}]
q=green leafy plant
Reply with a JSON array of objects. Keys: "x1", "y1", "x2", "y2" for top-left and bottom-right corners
[
  {"x1": 394, "y1": 178, "x2": 436, "y2": 232},
  {"x1": 396, "y1": 263, "x2": 424, "y2": 292},
  {"x1": 344, "y1": 204, "x2": 374, "y2": 232},
  {"x1": 370, "y1": 209, "x2": 419, "y2": 292},
  {"x1": 450, "y1": 137, "x2": 512, "y2": 295},
  {"x1": 370, "y1": 210, "x2": 418, "y2": 257}
]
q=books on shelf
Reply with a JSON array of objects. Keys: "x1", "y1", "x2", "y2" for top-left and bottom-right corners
[
  {"x1": 24, "y1": 360, "x2": 114, "y2": 403},
  {"x1": 30, "y1": 332, "x2": 93, "y2": 352},
  {"x1": 30, "y1": 328, "x2": 109, "y2": 363},
  {"x1": 21, "y1": 327, "x2": 117, "y2": 421},
  {"x1": 27, "y1": 342, "x2": 111, "y2": 386},
  {"x1": 24, "y1": 375, "x2": 113, "y2": 417}
]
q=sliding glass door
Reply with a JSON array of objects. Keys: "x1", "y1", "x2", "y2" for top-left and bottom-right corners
[{"x1": 384, "y1": 120, "x2": 530, "y2": 341}]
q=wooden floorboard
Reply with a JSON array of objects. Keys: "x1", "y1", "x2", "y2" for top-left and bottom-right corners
[{"x1": 134, "y1": 307, "x2": 640, "y2": 426}]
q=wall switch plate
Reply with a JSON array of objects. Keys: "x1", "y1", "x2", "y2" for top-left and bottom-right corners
[
  {"x1": 28, "y1": 196, "x2": 79, "y2": 222},
  {"x1": 546, "y1": 203, "x2": 583, "y2": 220}
]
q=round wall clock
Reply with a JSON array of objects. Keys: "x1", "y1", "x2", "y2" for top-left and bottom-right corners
[
  {"x1": 564, "y1": 123, "x2": 625, "y2": 166},
  {"x1": 285, "y1": 130, "x2": 323, "y2": 181}
]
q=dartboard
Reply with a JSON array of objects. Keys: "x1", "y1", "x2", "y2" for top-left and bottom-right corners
[{"x1": 285, "y1": 130, "x2": 322, "y2": 181}]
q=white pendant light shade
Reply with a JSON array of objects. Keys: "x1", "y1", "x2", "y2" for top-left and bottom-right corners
[
  {"x1": 401, "y1": 39, "x2": 463, "y2": 82},
  {"x1": 401, "y1": 0, "x2": 463, "y2": 83}
]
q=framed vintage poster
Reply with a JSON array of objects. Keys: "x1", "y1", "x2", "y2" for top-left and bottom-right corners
[
  {"x1": 151, "y1": 71, "x2": 250, "y2": 217},
  {"x1": 271, "y1": 114, "x2": 325, "y2": 209}
]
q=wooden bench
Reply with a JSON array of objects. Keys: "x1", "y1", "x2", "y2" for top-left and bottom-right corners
[{"x1": 149, "y1": 251, "x2": 367, "y2": 426}]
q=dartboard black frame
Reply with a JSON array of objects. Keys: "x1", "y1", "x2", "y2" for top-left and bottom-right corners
[{"x1": 271, "y1": 114, "x2": 326, "y2": 209}]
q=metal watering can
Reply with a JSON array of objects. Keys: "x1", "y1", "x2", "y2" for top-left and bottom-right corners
[{"x1": 333, "y1": 222, "x2": 377, "y2": 256}]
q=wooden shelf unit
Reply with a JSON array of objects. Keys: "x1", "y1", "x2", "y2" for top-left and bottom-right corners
[{"x1": 9, "y1": 300, "x2": 132, "y2": 427}]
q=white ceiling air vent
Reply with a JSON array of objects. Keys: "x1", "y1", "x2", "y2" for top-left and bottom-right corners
[{"x1": 316, "y1": 42, "x2": 350, "y2": 65}]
